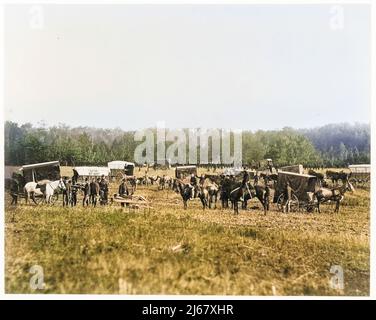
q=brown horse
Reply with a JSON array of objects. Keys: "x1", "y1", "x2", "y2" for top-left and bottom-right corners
[{"x1": 315, "y1": 179, "x2": 354, "y2": 213}]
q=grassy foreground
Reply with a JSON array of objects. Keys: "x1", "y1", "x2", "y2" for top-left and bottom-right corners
[{"x1": 4, "y1": 174, "x2": 370, "y2": 295}]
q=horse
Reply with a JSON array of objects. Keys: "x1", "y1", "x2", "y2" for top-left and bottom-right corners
[
  {"x1": 176, "y1": 180, "x2": 194, "y2": 210},
  {"x1": 242, "y1": 184, "x2": 270, "y2": 214},
  {"x1": 308, "y1": 169, "x2": 327, "y2": 187},
  {"x1": 24, "y1": 179, "x2": 66, "y2": 204},
  {"x1": 326, "y1": 170, "x2": 349, "y2": 186},
  {"x1": 229, "y1": 180, "x2": 251, "y2": 214},
  {"x1": 219, "y1": 176, "x2": 238, "y2": 209},
  {"x1": 24, "y1": 181, "x2": 44, "y2": 204},
  {"x1": 198, "y1": 177, "x2": 219, "y2": 209},
  {"x1": 196, "y1": 185, "x2": 209, "y2": 210},
  {"x1": 315, "y1": 179, "x2": 355, "y2": 213}
]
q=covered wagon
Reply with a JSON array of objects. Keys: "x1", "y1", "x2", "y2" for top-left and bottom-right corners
[
  {"x1": 278, "y1": 164, "x2": 304, "y2": 174},
  {"x1": 108, "y1": 161, "x2": 135, "y2": 181},
  {"x1": 273, "y1": 171, "x2": 320, "y2": 212},
  {"x1": 72, "y1": 166, "x2": 110, "y2": 183},
  {"x1": 20, "y1": 161, "x2": 61, "y2": 183},
  {"x1": 348, "y1": 164, "x2": 370, "y2": 187},
  {"x1": 175, "y1": 165, "x2": 197, "y2": 179}
]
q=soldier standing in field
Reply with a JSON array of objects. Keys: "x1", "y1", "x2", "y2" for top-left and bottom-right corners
[
  {"x1": 10, "y1": 172, "x2": 20, "y2": 205},
  {"x1": 99, "y1": 175, "x2": 109, "y2": 205},
  {"x1": 71, "y1": 183, "x2": 78, "y2": 207},
  {"x1": 118, "y1": 178, "x2": 129, "y2": 207},
  {"x1": 62, "y1": 177, "x2": 71, "y2": 207},
  {"x1": 82, "y1": 178, "x2": 90, "y2": 207},
  {"x1": 240, "y1": 169, "x2": 250, "y2": 202},
  {"x1": 89, "y1": 178, "x2": 100, "y2": 207},
  {"x1": 283, "y1": 181, "x2": 293, "y2": 213}
]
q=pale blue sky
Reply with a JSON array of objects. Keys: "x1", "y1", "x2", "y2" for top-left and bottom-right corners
[{"x1": 4, "y1": 4, "x2": 370, "y2": 130}]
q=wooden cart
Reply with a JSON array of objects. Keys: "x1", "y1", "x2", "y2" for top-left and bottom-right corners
[{"x1": 112, "y1": 194, "x2": 153, "y2": 210}]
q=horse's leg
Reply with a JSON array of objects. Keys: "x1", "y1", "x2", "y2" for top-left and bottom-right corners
[
  {"x1": 265, "y1": 195, "x2": 269, "y2": 212},
  {"x1": 335, "y1": 200, "x2": 340, "y2": 213},
  {"x1": 31, "y1": 191, "x2": 38, "y2": 205},
  {"x1": 234, "y1": 201, "x2": 238, "y2": 214}
]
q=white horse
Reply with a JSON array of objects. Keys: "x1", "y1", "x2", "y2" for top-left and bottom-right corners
[{"x1": 24, "y1": 179, "x2": 66, "y2": 204}]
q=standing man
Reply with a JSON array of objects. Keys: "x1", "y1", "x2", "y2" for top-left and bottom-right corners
[
  {"x1": 99, "y1": 174, "x2": 109, "y2": 205},
  {"x1": 190, "y1": 173, "x2": 198, "y2": 198},
  {"x1": 82, "y1": 178, "x2": 90, "y2": 207},
  {"x1": 90, "y1": 178, "x2": 100, "y2": 207},
  {"x1": 118, "y1": 178, "x2": 129, "y2": 207},
  {"x1": 240, "y1": 169, "x2": 250, "y2": 202},
  {"x1": 62, "y1": 177, "x2": 71, "y2": 207},
  {"x1": 10, "y1": 172, "x2": 20, "y2": 205},
  {"x1": 283, "y1": 181, "x2": 293, "y2": 213},
  {"x1": 71, "y1": 183, "x2": 78, "y2": 207}
]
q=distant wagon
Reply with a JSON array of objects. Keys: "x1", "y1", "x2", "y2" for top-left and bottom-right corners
[
  {"x1": 348, "y1": 164, "x2": 370, "y2": 187},
  {"x1": 175, "y1": 165, "x2": 197, "y2": 179},
  {"x1": 278, "y1": 164, "x2": 304, "y2": 174},
  {"x1": 108, "y1": 161, "x2": 135, "y2": 181},
  {"x1": 72, "y1": 166, "x2": 110, "y2": 183},
  {"x1": 273, "y1": 171, "x2": 320, "y2": 212}
]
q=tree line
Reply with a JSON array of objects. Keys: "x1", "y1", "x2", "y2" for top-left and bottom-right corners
[{"x1": 4, "y1": 121, "x2": 370, "y2": 168}]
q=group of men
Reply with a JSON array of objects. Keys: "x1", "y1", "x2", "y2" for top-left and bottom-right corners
[{"x1": 79, "y1": 175, "x2": 109, "y2": 207}]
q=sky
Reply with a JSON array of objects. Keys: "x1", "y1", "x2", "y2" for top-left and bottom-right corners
[{"x1": 4, "y1": 4, "x2": 371, "y2": 131}]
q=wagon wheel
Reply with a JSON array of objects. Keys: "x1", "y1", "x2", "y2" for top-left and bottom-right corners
[
  {"x1": 116, "y1": 172, "x2": 124, "y2": 181},
  {"x1": 34, "y1": 194, "x2": 44, "y2": 205},
  {"x1": 276, "y1": 193, "x2": 299, "y2": 212},
  {"x1": 49, "y1": 192, "x2": 59, "y2": 205}
]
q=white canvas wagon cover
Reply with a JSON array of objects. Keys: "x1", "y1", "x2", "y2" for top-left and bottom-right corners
[
  {"x1": 73, "y1": 166, "x2": 110, "y2": 177},
  {"x1": 348, "y1": 164, "x2": 370, "y2": 174},
  {"x1": 108, "y1": 161, "x2": 135, "y2": 170}
]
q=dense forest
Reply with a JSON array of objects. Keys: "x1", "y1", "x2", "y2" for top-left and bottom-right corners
[{"x1": 4, "y1": 121, "x2": 370, "y2": 168}]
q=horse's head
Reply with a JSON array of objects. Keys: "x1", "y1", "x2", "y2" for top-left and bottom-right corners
[{"x1": 58, "y1": 178, "x2": 66, "y2": 191}]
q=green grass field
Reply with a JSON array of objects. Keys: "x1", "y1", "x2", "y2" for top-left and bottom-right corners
[{"x1": 4, "y1": 167, "x2": 370, "y2": 295}]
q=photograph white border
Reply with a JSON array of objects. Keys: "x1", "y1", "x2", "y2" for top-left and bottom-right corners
[{"x1": 0, "y1": 0, "x2": 374, "y2": 300}]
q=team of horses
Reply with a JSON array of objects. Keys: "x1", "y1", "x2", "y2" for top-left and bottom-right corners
[{"x1": 170, "y1": 171, "x2": 355, "y2": 214}]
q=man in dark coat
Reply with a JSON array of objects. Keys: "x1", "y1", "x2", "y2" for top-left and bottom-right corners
[
  {"x1": 10, "y1": 173, "x2": 20, "y2": 205},
  {"x1": 71, "y1": 182, "x2": 78, "y2": 207},
  {"x1": 118, "y1": 178, "x2": 129, "y2": 207},
  {"x1": 99, "y1": 175, "x2": 109, "y2": 205},
  {"x1": 90, "y1": 178, "x2": 100, "y2": 207},
  {"x1": 82, "y1": 178, "x2": 90, "y2": 207},
  {"x1": 62, "y1": 177, "x2": 71, "y2": 207},
  {"x1": 283, "y1": 181, "x2": 293, "y2": 213},
  {"x1": 239, "y1": 169, "x2": 251, "y2": 202}
]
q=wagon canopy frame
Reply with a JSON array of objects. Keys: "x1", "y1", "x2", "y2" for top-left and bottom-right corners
[{"x1": 19, "y1": 160, "x2": 61, "y2": 183}]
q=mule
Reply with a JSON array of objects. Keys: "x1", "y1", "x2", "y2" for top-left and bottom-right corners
[{"x1": 315, "y1": 179, "x2": 354, "y2": 213}]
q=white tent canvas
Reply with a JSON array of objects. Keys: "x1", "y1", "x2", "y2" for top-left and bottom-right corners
[
  {"x1": 108, "y1": 161, "x2": 135, "y2": 170},
  {"x1": 73, "y1": 166, "x2": 110, "y2": 177}
]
